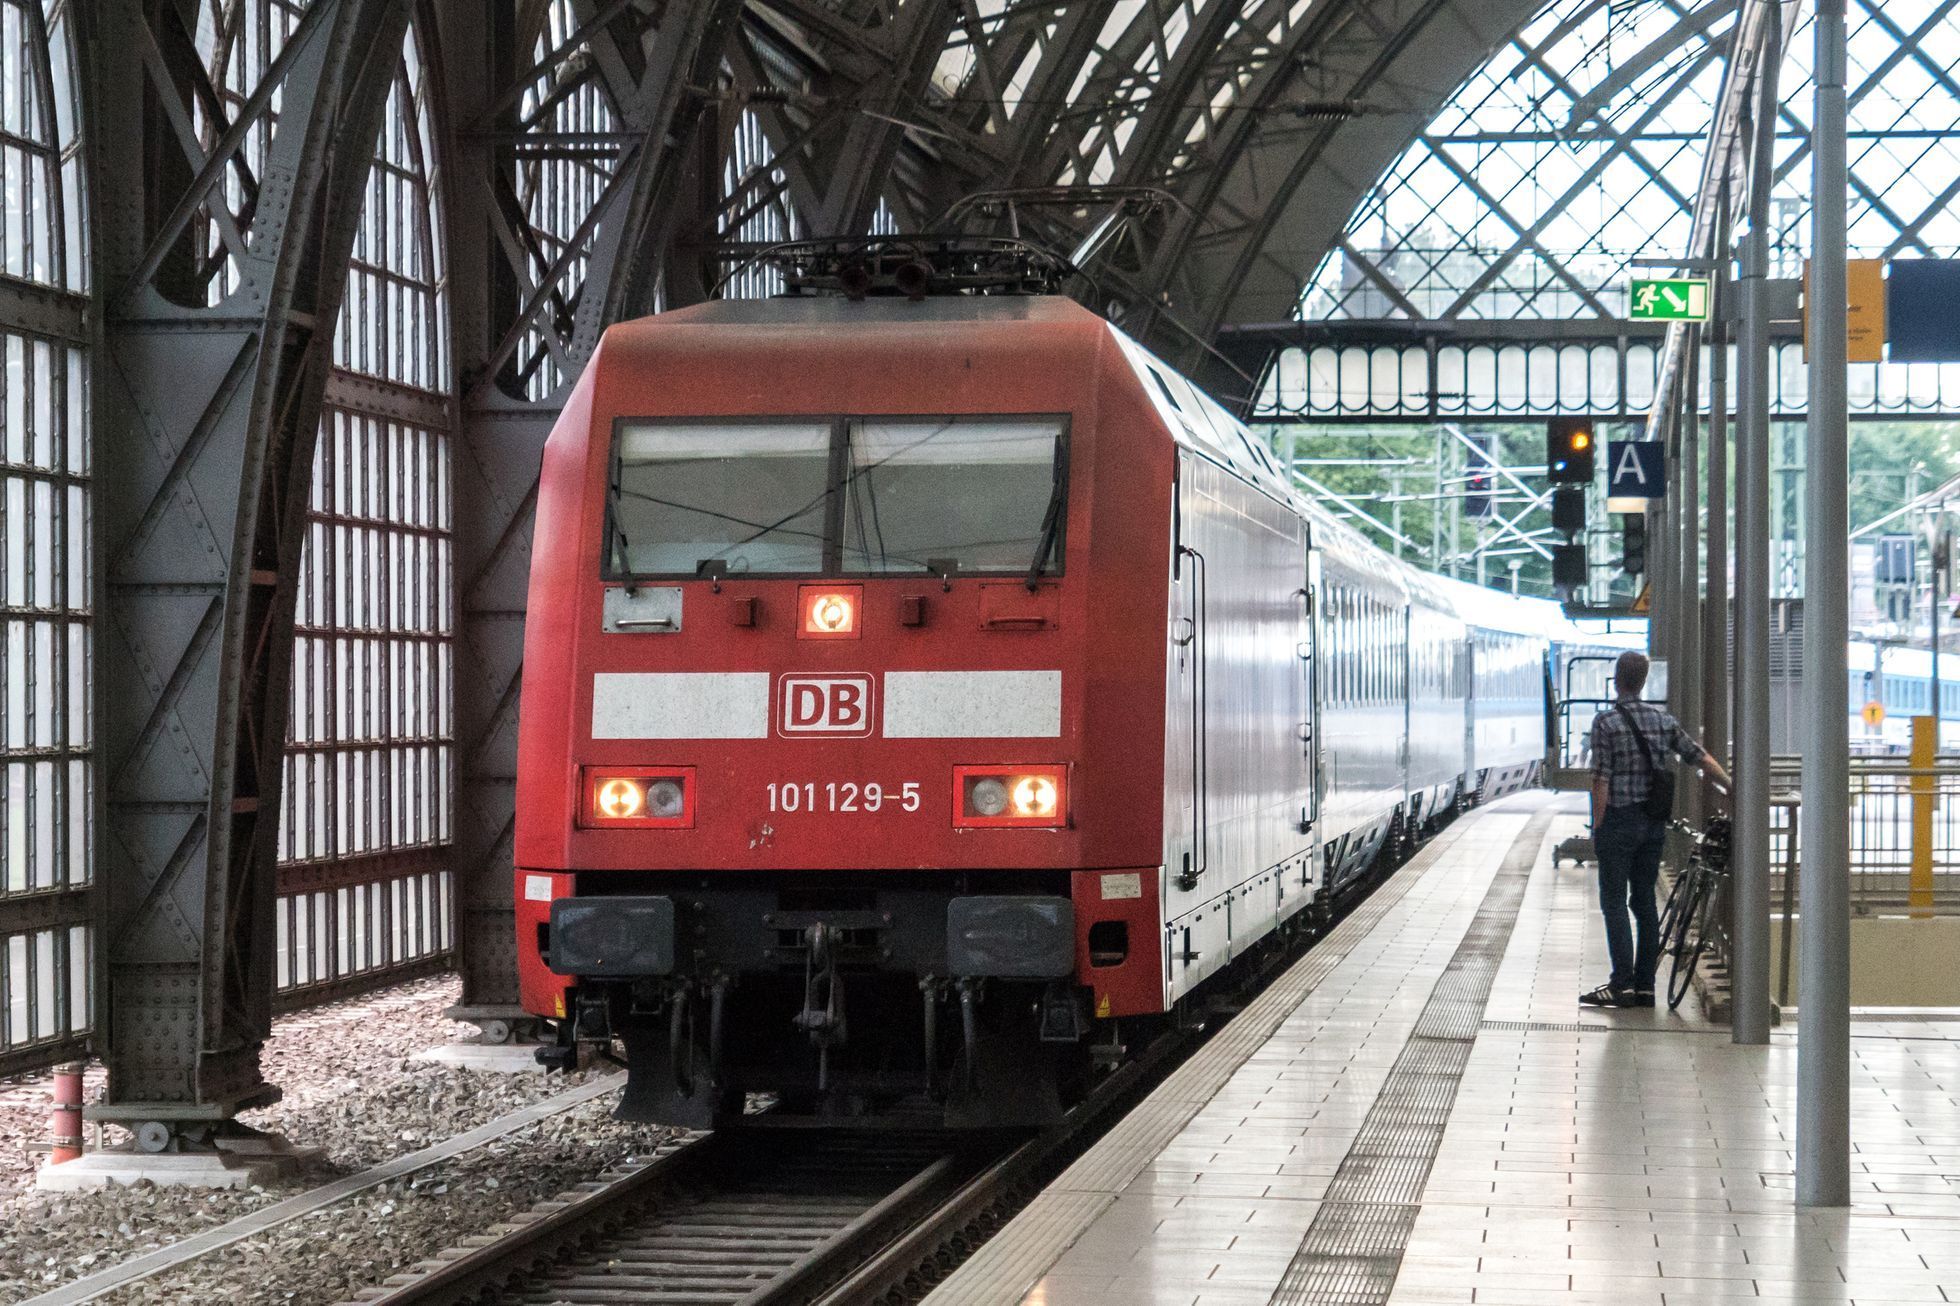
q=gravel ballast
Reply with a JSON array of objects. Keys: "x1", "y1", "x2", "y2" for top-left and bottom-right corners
[{"x1": 0, "y1": 976, "x2": 654, "y2": 1304}]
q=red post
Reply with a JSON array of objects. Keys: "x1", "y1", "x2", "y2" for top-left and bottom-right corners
[{"x1": 49, "y1": 1063, "x2": 84, "y2": 1165}]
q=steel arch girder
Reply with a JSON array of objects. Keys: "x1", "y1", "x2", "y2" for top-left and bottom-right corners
[{"x1": 90, "y1": 0, "x2": 414, "y2": 1114}]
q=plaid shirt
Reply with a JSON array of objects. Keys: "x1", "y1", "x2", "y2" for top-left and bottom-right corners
[{"x1": 1590, "y1": 699, "x2": 1707, "y2": 808}]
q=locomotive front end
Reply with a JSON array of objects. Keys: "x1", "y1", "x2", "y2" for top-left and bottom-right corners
[{"x1": 512, "y1": 298, "x2": 1172, "y2": 1128}]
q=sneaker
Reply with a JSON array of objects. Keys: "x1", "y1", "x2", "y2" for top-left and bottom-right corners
[
  {"x1": 1629, "y1": 990, "x2": 1657, "y2": 1008},
  {"x1": 1579, "y1": 983, "x2": 1634, "y2": 1008}
]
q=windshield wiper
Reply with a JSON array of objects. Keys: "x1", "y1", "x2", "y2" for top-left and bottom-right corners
[
  {"x1": 606, "y1": 458, "x2": 640, "y2": 594},
  {"x1": 1025, "y1": 446, "x2": 1068, "y2": 591}
]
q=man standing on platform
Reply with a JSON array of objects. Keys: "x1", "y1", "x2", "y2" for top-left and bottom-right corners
[{"x1": 1584, "y1": 650, "x2": 1731, "y2": 1008}]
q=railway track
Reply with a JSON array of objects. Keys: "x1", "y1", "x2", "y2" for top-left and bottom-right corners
[
  {"x1": 347, "y1": 1021, "x2": 1196, "y2": 1306},
  {"x1": 345, "y1": 843, "x2": 1425, "y2": 1306},
  {"x1": 344, "y1": 1129, "x2": 983, "y2": 1306}
]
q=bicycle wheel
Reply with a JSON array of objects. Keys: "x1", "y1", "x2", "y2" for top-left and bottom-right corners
[
  {"x1": 1658, "y1": 863, "x2": 1695, "y2": 943},
  {"x1": 1660, "y1": 865, "x2": 1701, "y2": 959},
  {"x1": 1667, "y1": 875, "x2": 1719, "y2": 1010}
]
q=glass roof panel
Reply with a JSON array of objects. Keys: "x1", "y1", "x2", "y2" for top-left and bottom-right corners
[{"x1": 1304, "y1": 0, "x2": 1960, "y2": 324}]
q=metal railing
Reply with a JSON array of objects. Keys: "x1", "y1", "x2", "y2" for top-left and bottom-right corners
[{"x1": 1766, "y1": 758, "x2": 1960, "y2": 915}]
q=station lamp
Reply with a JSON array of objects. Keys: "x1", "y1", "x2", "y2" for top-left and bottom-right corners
[{"x1": 1546, "y1": 417, "x2": 1596, "y2": 485}]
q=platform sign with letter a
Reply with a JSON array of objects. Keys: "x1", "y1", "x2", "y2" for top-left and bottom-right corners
[{"x1": 1607, "y1": 441, "x2": 1665, "y2": 514}]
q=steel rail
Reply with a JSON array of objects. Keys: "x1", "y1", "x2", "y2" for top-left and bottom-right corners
[{"x1": 346, "y1": 1131, "x2": 977, "y2": 1306}]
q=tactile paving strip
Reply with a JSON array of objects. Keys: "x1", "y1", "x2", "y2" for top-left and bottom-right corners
[{"x1": 1268, "y1": 810, "x2": 1553, "y2": 1306}]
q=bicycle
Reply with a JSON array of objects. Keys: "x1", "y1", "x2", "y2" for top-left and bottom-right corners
[{"x1": 1661, "y1": 814, "x2": 1732, "y2": 1011}]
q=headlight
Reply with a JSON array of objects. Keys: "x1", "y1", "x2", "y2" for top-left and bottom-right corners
[
  {"x1": 1011, "y1": 775, "x2": 1058, "y2": 819},
  {"x1": 799, "y1": 584, "x2": 863, "y2": 639},
  {"x1": 970, "y1": 777, "x2": 1009, "y2": 817},
  {"x1": 647, "y1": 779, "x2": 686, "y2": 819},
  {"x1": 596, "y1": 777, "x2": 645, "y2": 819},
  {"x1": 583, "y1": 768, "x2": 694, "y2": 827},
  {"x1": 955, "y1": 766, "x2": 1067, "y2": 828}
]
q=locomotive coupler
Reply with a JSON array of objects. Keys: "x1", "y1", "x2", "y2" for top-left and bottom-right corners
[{"x1": 793, "y1": 924, "x2": 849, "y2": 1091}]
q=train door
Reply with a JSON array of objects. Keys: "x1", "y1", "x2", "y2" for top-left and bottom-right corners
[
  {"x1": 1285, "y1": 540, "x2": 1323, "y2": 917},
  {"x1": 1171, "y1": 535, "x2": 1206, "y2": 897},
  {"x1": 1162, "y1": 460, "x2": 1213, "y2": 1000}
]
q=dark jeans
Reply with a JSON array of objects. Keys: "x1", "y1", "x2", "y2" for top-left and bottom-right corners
[{"x1": 1595, "y1": 804, "x2": 1666, "y2": 990}]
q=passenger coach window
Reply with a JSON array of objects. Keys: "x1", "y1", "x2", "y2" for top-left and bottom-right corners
[
  {"x1": 610, "y1": 421, "x2": 832, "y2": 575},
  {"x1": 841, "y1": 417, "x2": 1065, "y2": 576}
]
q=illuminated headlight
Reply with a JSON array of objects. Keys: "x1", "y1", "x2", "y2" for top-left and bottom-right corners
[
  {"x1": 799, "y1": 584, "x2": 863, "y2": 639},
  {"x1": 596, "y1": 777, "x2": 645, "y2": 819},
  {"x1": 583, "y1": 768, "x2": 694, "y2": 828},
  {"x1": 956, "y1": 767, "x2": 1067, "y2": 828},
  {"x1": 1011, "y1": 775, "x2": 1058, "y2": 820}
]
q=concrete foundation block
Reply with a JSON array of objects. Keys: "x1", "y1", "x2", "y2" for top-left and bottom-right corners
[
  {"x1": 36, "y1": 1148, "x2": 286, "y2": 1191},
  {"x1": 414, "y1": 1041, "x2": 547, "y2": 1072}
]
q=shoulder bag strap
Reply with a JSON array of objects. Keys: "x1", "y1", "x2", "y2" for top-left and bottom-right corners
[{"x1": 1614, "y1": 701, "x2": 1661, "y2": 775}]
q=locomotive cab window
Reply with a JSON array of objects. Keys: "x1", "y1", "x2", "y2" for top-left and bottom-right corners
[
  {"x1": 609, "y1": 420, "x2": 832, "y2": 576},
  {"x1": 605, "y1": 415, "x2": 1067, "y2": 580},
  {"x1": 841, "y1": 417, "x2": 1065, "y2": 576}
]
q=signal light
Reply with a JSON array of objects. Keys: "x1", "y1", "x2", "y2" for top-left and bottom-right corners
[
  {"x1": 583, "y1": 768, "x2": 694, "y2": 828},
  {"x1": 1465, "y1": 433, "x2": 1495, "y2": 520},
  {"x1": 954, "y1": 766, "x2": 1067, "y2": 828},
  {"x1": 1547, "y1": 416, "x2": 1596, "y2": 484},
  {"x1": 1552, "y1": 543, "x2": 1589, "y2": 591},
  {"x1": 1622, "y1": 514, "x2": 1647, "y2": 576},
  {"x1": 798, "y1": 585, "x2": 862, "y2": 639},
  {"x1": 1551, "y1": 486, "x2": 1587, "y2": 537}
]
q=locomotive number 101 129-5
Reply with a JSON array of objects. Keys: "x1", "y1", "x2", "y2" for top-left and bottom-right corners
[{"x1": 765, "y1": 781, "x2": 923, "y2": 814}]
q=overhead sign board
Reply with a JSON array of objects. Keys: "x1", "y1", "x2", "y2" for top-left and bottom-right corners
[
  {"x1": 1629, "y1": 277, "x2": 1710, "y2": 322},
  {"x1": 1606, "y1": 440, "x2": 1665, "y2": 513},
  {"x1": 1888, "y1": 259, "x2": 1960, "y2": 362},
  {"x1": 1802, "y1": 257, "x2": 1888, "y2": 362},
  {"x1": 1847, "y1": 258, "x2": 1887, "y2": 363}
]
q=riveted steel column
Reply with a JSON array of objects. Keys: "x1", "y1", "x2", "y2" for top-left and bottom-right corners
[
  {"x1": 438, "y1": 1, "x2": 741, "y2": 1036},
  {"x1": 1733, "y1": 5, "x2": 1782, "y2": 1049},
  {"x1": 90, "y1": 0, "x2": 410, "y2": 1121},
  {"x1": 1799, "y1": 0, "x2": 1852, "y2": 1209}
]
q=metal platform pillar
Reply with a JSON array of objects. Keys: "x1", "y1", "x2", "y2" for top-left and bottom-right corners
[{"x1": 1798, "y1": 0, "x2": 1853, "y2": 1209}]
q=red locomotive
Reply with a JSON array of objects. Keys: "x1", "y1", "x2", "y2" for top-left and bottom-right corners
[{"x1": 515, "y1": 261, "x2": 1559, "y2": 1127}]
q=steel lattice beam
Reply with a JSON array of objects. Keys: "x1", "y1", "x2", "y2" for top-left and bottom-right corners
[{"x1": 90, "y1": 0, "x2": 413, "y2": 1120}]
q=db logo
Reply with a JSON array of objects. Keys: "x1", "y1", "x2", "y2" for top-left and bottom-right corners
[{"x1": 777, "y1": 674, "x2": 875, "y2": 738}]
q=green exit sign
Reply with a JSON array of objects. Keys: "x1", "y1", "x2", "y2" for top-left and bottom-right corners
[{"x1": 1628, "y1": 277, "x2": 1711, "y2": 322}]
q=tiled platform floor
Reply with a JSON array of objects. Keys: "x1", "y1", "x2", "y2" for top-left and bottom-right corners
[{"x1": 939, "y1": 792, "x2": 1960, "y2": 1306}]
